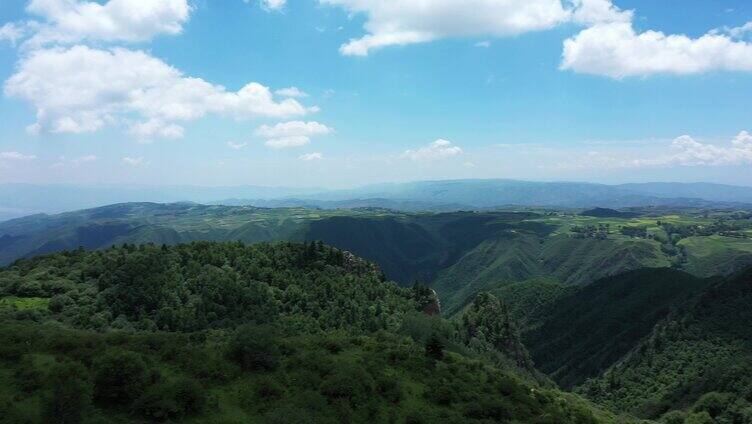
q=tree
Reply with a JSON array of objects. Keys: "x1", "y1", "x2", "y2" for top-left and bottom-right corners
[
  {"x1": 425, "y1": 334, "x2": 444, "y2": 361},
  {"x1": 228, "y1": 324, "x2": 281, "y2": 371},
  {"x1": 93, "y1": 349, "x2": 150, "y2": 405},
  {"x1": 42, "y1": 361, "x2": 92, "y2": 424}
]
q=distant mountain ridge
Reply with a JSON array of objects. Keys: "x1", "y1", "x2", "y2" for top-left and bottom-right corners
[{"x1": 1, "y1": 179, "x2": 751, "y2": 221}]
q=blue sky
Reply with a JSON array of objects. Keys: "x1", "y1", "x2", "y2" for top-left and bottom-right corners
[{"x1": 1, "y1": 0, "x2": 752, "y2": 188}]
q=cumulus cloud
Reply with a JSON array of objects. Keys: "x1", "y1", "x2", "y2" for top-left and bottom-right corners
[
  {"x1": 22, "y1": 0, "x2": 191, "y2": 46},
  {"x1": 0, "y1": 23, "x2": 27, "y2": 46},
  {"x1": 559, "y1": 131, "x2": 752, "y2": 170},
  {"x1": 562, "y1": 23, "x2": 752, "y2": 78},
  {"x1": 244, "y1": 0, "x2": 286, "y2": 11},
  {"x1": 122, "y1": 156, "x2": 145, "y2": 166},
  {"x1": 129, "y1": 119, "x2": 184, "y2": 141},
  {"x1": 299, "y1": 152, "x2": 323, "y2": 161},
  {"x1": 323, "y1": 0, "x2": 568, "y2": 56},
  {"x1": 255, "y1": 121, "x2": 332, "y2": 138},
  {"x1": 0, "y1": 151, "x2": 36, "y2": 161},
  {"x1": 651, "y1": 132, "x2": 752, "y2": 166},
  {"x1": 568, "y1": 0, "x2": 631, "y2": 26},
  {"x1": 4, "y1": 46, "x2": 316, "y2": 137},
  {"x1": 562, "y1": 11, "x2": 752, "y2": 78},
  {"x1": 227, "y1": 141, "x2": 248, "y2": 149},
  {"x1": 320, "y1": 0, "x2": 627, "y2": 56},
  {"x1": 261, "y1": 0, "x2": 286, "y2": 11},
  {"x1": 51, "y1": 154, "x2": 97, "y2": 169},
  {"x1": 322, "y1": 0, "x2": 752, "y2": 78},
  {"x1": 401, "y1": 139, "x2": 463, "y2": 161},
  {"x1": 265, "y1": 136, "x2": 311, "y2": 149},
  {"x1": 275, "y1": 87, "x2": 309, "y2": 98},
  {"x1": 723, "y1": 21, "x2": 752, "y2": 39},
  {"x1": 255, "y1": 120, "x2": 333, "y2": 149}
]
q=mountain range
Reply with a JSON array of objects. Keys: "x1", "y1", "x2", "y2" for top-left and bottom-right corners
[{"x1": 2, "y1": 180, "x2": 752, "y2": 221}]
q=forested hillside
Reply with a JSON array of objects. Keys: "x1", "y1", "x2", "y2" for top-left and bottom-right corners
[
  {"x1": 3, "y1": 203, "x2": 750, "y2": 319},
  {"x1": 521, "y1": 269, "x2": 713, "y2": 388},
  {"x1": 0, "y1": 242, "x2": 623, "y2": 423},
  {"x1": 578, "y1": 267, "x2": 752, "y2": 422}
]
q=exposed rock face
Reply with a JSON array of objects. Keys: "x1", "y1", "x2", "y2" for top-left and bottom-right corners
[
  {"x1": 340, "y1": 250, "x2": 382, "y2": 277},
  {"x1": 460, "y1": 292, "x2": 534, "y2": 372},
  {"x1": 412, "y1": 284, "x2": 442, "y2": 315},
  {"x1": 421, "y1": 289, "x2": 442, "y2": 316}
]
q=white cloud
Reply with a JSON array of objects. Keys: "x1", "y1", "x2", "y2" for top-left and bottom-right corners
[
  {"x1": 299, "y1": 152, "x2": 324, "y2": 161},
  {"x1": 227, "y1": 141, "x2": 248, "y2": 149},
  {"x1": 474, "y1": 41, "x2": 491, "y2": 48},
  {"x1": 275, "y1": 87, "x2": 309, "y2": 98},
  {"x1": 22, "y1": 0, "x2": 191, "y2": 46},
  {"x1": 558, "y1": 131, "x2": 752, "y2": 170},
  {"x1": 562, "y1": 21, "x2": 752, "y2": 78},
  {"x1": 52, "y1": 154, "x2": 97, "y2": 169},
  {"x1": 569, "y1": 0, "x2": 632, "y2": 26},
  {"x1": 265, "y1": 136, "x2": 311, "y2": 149},
  {"x1": 261, "y1": 0, "x2": 286, "y2": 11},
  {"x1": 122, "y1": 156, "x2": 145, "y2": 166},
  {"x1": 716, "y1": 21, "x2": 752, "y2": 40},
  {"x1": 255, "y1": 121, "x2": 332, "y2": 138},
  {"x1": 255, "y1": 120, "x2": 333, "y2": 149},
  {"x1": 0, "y1": 23, "x2": 27, "y2": 46},
  {"x1": 0, "y1": 151, "x2": 36, "y2": 160},
  {"x1": 401, "y1": 139, "x2": 463, "y2": 161},
  {"x1": 129, "y1": 119, "x2": 184, "y2": 141},
  {"x1": 654, "y1": 132, "x2": 752, "y2": 166},
  {"x1": 322, "y1": 0, "x2": 752, "y2": 78},
  {"x1": 4, "y1": 45, "x2": 316, "y2": 138},
  {"x1": 245, "y1": 0, "x2": 286, "y2": 11},
  {"x1": 323, "y1": 0, "x2": 567, "y2": 56},
  {"x1": 320, "y1": 0, "x2": 627, "y2": 56}
]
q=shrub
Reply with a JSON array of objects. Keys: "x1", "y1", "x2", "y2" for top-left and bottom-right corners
[
  {"x1": 133, "y1": 378, "x2": 205, "y2": 421},
  {"x1": 319, "y1": 363, "x2": 374, "y2": 407},
  {"x1": 92, "y1": 349, "x2": 150, "y2": 406},
  {"x1": 41, "y1": 361, "x2": 92, "y2": 424},
  {"x1": 228, "y1": 325, "x2": 281, "y2": 372}
]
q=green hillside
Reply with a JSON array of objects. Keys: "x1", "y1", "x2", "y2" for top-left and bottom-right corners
[
  {"x1": 0, "y1": 242, "x2": 626, "y2": 423},
  {"x1": 578, "y1": 267, "x2": 752, "y2": 422},
  {"x1": 521, "y1": 269, "x2": 713, "y2": 389},
  {"x1": 2, "y1": 202, "x2": 751, "y2": 318}
]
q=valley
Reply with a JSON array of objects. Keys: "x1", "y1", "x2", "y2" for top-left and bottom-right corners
[{"x1": 1, "y1": 202, "x2": 752, "y2": 423}]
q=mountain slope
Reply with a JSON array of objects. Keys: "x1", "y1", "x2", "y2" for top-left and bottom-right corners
[
  {"x1": 618, "y1": 182, "x2": 752, "y2": 204},
  {"x1": 579, "y1": 267, "x2": 752, "y2": 421},
  {"x1": 0, "y1": 242, "x2": 626, "y2": 423},
  {"x1": 522, "y1": 268, "x2": 713, "y2": 389}
]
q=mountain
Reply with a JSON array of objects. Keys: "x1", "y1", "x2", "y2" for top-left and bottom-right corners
[
  {"x1": 2, "y1": 202, "x2": 751, "y2": 317},
  {"x1": 521, "y1": 269, "x2": 713, "y2": 389},
  {"x1": 618, "y1": 182, "x2": 752, "y2": 204},
  {"x1": 578, "y1": 267, "x2": 752, "y2": 421},
  {"x1": 2, "y1": 180, "x2": 752, "y2": 222},
  {"x1": 0, "y1": 183, "x2": 324, "y2": 220},
  {"x1": 298, "y1": 179, "x2": 752, "y2": 209},
  {"x1": 0, "y1": 242, "x2": 624, "y2": 423}
]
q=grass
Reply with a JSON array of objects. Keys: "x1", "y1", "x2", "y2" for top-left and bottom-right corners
[
  {"x1": 679, "y1": 235, "x2": 752, "y2": 277},
  {"x1": 0, "y1": 296, "x2": 49, "y2": 310}
]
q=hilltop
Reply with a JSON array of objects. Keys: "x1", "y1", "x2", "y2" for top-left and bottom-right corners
[
  {"x1": 0, "y1": 242, "x2": 620, "y2": 423},
  {"x1": 2, "y1": 203, "x2": 751, "y2": 317}
]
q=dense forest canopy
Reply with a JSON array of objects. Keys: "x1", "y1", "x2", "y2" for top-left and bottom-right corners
[{"x1": 0, "y1": 241, "x2": 621, "y2": 423}]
